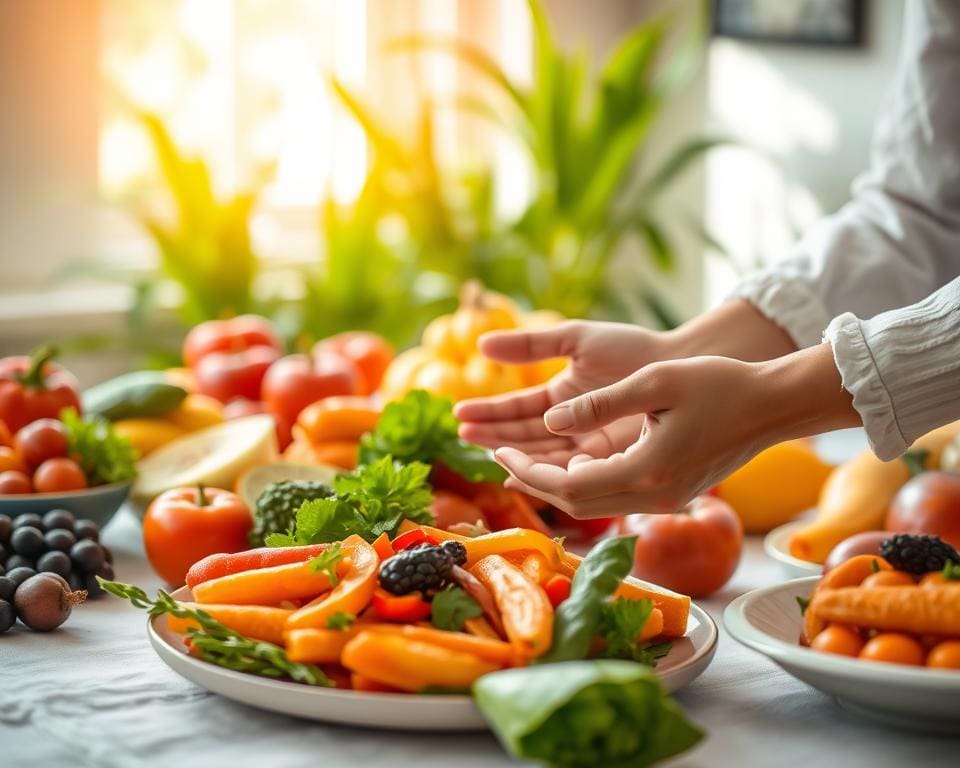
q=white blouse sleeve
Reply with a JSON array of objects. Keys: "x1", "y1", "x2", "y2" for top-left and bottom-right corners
[{"x1": 730, "y1": 0, "x2": 960, "y2": 458}]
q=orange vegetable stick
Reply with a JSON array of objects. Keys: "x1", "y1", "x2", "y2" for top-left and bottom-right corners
[
  {"x1": 396, "y1": 522, "x2": 565, "y2": 569},
  {"x1": 371, "y1": 532, "x2": 395, "y2": 561},
  {"x1": 191, "y1": 557, "x2": 348, "y2": 605},
  {"x1": 463, "y1": 616, "x2": 500, "y2": 640},
  {"x1": 285, "y1": 536, "x2": 380, "y2": 630},
  {"x1": 296, "y1": 397, "x2": 380, "y2": 443},
  {"x1": 810, "y1": 585, "x2": 960, "y2": 636},
  {"x1": 803, "y1": 555, "x2": 893, "y2": 642},
  {"x1": 471, "y1": 554, "x2": 553, "y2": 658},
  {"x1": 350, "y1": 673, "x2": 402, "y2": 693},
  {"x1": 639, "y1": 608, "x2": 665, "y2": 642},
  {"x1": 285, "y1": 626, "x2": 362, "y2": 663},
  {"x1": 396, "y1": 520, "x2": 470, "y2": 542},
  {"x1": 166, "y1": 603, "x2": 293, "y2": 645},
  {"x1": 341, "y1": 631, "x2": 500, "y2": 692},
  {"x1": 519, "y1": 551, "x2": 553, "y2": 586},
  {"x1": 363, "y1": 623, "x2": 515, "y2": 665}
]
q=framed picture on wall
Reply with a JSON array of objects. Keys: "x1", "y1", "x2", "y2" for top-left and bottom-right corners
[{"x1": 712, "y1": 0, "x2": 866, "y2": 47}]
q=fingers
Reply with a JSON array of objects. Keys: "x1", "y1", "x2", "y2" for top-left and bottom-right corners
[
  {"x1": 454, "y1": 385, "x2": 552, "y2": 425},
  {"x1": 477, "y1": 322, "x2": 581, "y2": 364},
  {"x1": 458, "y1": 415, "x2": 557, "y2": 447},
  {"x1": 544, "y1": 366, "x2": 673, "y2": 436}
]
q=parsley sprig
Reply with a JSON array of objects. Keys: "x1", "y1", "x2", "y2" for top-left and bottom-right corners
[
  {"x1": 61, "y1": 407, "x2": 138, "y2": 485},
  {"x1": 430, "y1": 586, "x2": 482, "y2": 631},
  {"x1": 597, "y1": 597, "x2": 672, "y2": 667},
  {"x1": 308, "y1": 542, "x2": 343, "y2": 585},
  {"x1": 99, "y1": 579, "x2": 332, "y2": 686}
]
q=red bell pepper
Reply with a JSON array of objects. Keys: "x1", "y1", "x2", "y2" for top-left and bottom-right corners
[
  {"x1": 182, "y1": 315, "x2": 283, "y2": 368},
  {"x1": 543, "y1": 574, "x2": 572, "y2": 608},
  {"x1": 371, "y1": 589, "x2": 433, "y2": 623},
  {"x1": 391, "y1": 529, "x2": 439, "y2": 552},
  {"x1": 261, "y1": 352, "x2": 361, "y2": 427},
  {"x1": 0, "y1": 347, "x2": 82, "y2": 433}
]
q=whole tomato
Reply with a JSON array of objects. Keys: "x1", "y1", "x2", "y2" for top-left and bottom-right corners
[
  {"x1": 0, "y1": 347, "x2": 82, "y2": 433},
  {"x1": 14, "y1": 418, "x2": 69, "y2": 470},
  {"x1": 618, "y1": 495, "x2": 743, "y2": 597},
  {"x1": 313, "y1": 332, "x2": 394, "y2": 396},
  {"x1": 33, "y1": 457, "x2": 87, "y2": 493},
  {"x1": 262, "y1": 352, "x2": 360, "y2": 427},
  {"x1": 886, "y1": 471, "x2": 960, "y2": 549},
  {"x1": 144, "y1": 485, "x2": 252, "y2": 586},
  {"x1": 193, "y1": 345, "x2": 281, "y2": 403},
  {"x1": 0, "y1": 470, "x2": 32, "y2": 495},
  {"x1": 182, "y1": 315, "x2": 283, "y2": 368}
]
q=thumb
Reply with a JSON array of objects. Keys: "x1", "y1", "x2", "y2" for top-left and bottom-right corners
[
  {"x1": 478, "y1": 321, "x2": 582, "y2": 364},
  {"x1": 544, "y1": 366, "x2": 672, "y2": 434}
]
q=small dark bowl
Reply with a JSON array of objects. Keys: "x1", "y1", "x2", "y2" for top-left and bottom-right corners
[{"x1": 0, "y1": 481, "x2": 132, "y2": 528}]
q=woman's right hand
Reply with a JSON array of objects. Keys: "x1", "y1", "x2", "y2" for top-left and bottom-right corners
[{"x1": 454, "y1": 321, "x2": 668, "y2": 466}]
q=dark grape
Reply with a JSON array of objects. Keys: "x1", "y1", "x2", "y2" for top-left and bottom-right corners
[
  {"x1": 5, "y1": 555, "x2": 35, "y2": 572},
  {"x1": 0, "y1": 576, "x2": 15, "y2": 602},
  {"x1": 70, "y1": 540, "x2": 105, "y2": 573},
  {"x1": 37, "y1": 550, "x2": 72, "y2": 579},
  {"x1": 67, "y1": 572, "x2": 84, "y2": 592},
  {"x1": 42, "y1": 509, "x2": 75, "y2": 532},
  {"x1": 12, "y1": 513, "x2": 44, "y2": 532},
  {"x1": 6, "y1": 566, "x2": 37, "y2": 587},
  {"x1": 0, "y1": 563, "x2": 4, "y2": 577},
  {"x1": 11, "y1": 527, "x2": 46, "y2": 558},
  {"x1": 0, "y1": 514, "x2": 12, "y2": 544},
  {"x1": 85, "y1": 562, "x2": 115, "y2": 599},
  {"x1": 0, "y1": 542, "x2": 6, "y2": 563},
  {"x1": 73, "y1": 519, "x2": 99, "y2": 542},
  {"x1": 0, "y1": 599, "x2": 14, "y2": 633},
  {"x1": 102, "y1": 546, "x2": 114, "y2": 564},
  {"x1": 44, "y1": 528, "x2": 76, "y2": 553}
]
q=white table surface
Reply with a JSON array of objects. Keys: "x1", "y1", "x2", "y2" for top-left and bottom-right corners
[{"x1": 3, "y1": 431, "x2": 959, "y2": 767}]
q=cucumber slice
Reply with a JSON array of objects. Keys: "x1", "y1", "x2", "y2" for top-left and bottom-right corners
[{"x1": 83, "y1": 371, "x2": 187, "y2": 420}]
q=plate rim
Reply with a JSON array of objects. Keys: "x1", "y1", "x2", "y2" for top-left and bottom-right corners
[
  {"x1": 0, "y1": 479, "x2": 132, "y2": 502},
  {"x1": 763, "y1": 519, "x2": 822, "y2": 575},
  {"x1": 724, "y1": 576, "x2": 960, "y2": 689}
]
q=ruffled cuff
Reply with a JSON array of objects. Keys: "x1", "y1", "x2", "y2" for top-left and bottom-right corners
[{"x1": 728, "y1": 272, "x2": 833, "y2": 349}]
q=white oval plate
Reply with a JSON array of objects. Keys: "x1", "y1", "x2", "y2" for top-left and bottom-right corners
[
  {"x1": 764, "y1": 519, "x2": 822, "y2": 579},
  {"x1": 149, "y1": 586, "x2": 718, "y2": 731},
  {"x1": 724, "y1": 576, "x2": 960, "y2": 733}
]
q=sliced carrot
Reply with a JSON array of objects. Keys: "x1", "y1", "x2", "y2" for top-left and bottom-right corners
[
  {"x1": 285, "y1": 626, "x2": 362, "y2": 663},
  {"x1": 191, "y1": 557, "x2": 347, "y2": 606},
  {"x1": 463, "y1": 616, "x2": 500, "y2": 640},
  {"x1": 639, "y1": 608, "x2": 664, "y2": 641},
  {"x1": 296, "y1": 398, "x2": 380, "y2": 443},
  {"x1": 186, "y1": 544, "x2": 328, "y2": 589},
  {"x1": 363, "y1": 623, "x2": 515, "y2": 665},
  {"x1": 371, "y1": 532, "x2": 395, "y2": 561},
  {"x1": 804, "y1": 555, "x2": 894, "y2": 641},
  {"x1": 810, "y1": 584, "x2": 960, "y2": 636},
  {"x1": 167, "y1": 603, "x2": 292, "y2": 645},
  {"x1": 520, "y1": 551, "x2": 553, "y2": 586}
]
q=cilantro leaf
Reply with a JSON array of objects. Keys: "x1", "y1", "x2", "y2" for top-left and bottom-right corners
[
  {"x1": 60, "y1": 407, "x2": 138, "y2": 486},
  {"x1": 308, "y1": 542, "x2": 343, "y2": 586},
  {"x1": 325, "y1": 611, "x2": 356, "y2": 630},
  {"x1": 430, "y1": 586, "x2": 483, "y2": 631},
  {"x1": 943, "y1": 561, "x2": 960, "y2": 581},
  {"x1": 358, "y1": 390, "x2": 507, "y2": 483}
]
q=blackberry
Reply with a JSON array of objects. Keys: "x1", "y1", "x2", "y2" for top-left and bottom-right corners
[
  {"x1": 379, "y1": 545, "x2": 454, "y2": 596},
  {"x1": 879, "y1": 534, "x2": 960, "y2": 575},
  {"x1": 440, "y1": 540, "x2": 468, "y2": 567}
]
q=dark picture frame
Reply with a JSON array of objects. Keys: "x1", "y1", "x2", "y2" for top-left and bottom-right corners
[{"x1": 712, "y1": 0, "x2": 866, "y2": 47}]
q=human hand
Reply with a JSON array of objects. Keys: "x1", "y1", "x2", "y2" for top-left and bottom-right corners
[{"x1": 454, "y1": 321, "x2": 668, "y2": 466}]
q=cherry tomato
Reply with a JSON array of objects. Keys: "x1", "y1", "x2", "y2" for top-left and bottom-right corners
[
  {"x1": 0, "y1": 446, "x2": 25, "y2": 474},
  {"x1": 0, "y1": 470, "x2": 32, "y2": 495},
  {"x1": 262, "y1": 353, "x2": 360, "y2": 427},
  {"x1": 810, "y1": 624, "x2": 865, "y2": 657},
  {"x1": 182, "y1": 315, "x2": 283, "y2": 368},
  {"x1": 861, "y1": 570, "x2": 915, "y2": 588},
  {"x1": 618, "y1": 495, "x2": 743, "y2": 597},
  {"x1": 0, "y1": 420, "x2": 11, "y2": 447},
  {"x1": 14, "y1": 418, "x2": 69, "y2": 470},
  {"x1": 926, "y1": 640, "x2": 960, "y2": 669},
  {"x1": 143, "y1": 485, "x2": 252, "y2": 586},
  {"x1": 313, "y1": 332, "x2": 394, "y2": 396},
  {"x1": 543, "y1": 574, "x2": 572, "y2": 608},
  {"x1": 887, "y1": 471, "x2": 960, "y2": 549},
  {"x1": 33, "y1": 457, "x2": 87, "y2": 493},
  {"x1": 859, "y1": 633, "x2": 925, "y2": 666}
]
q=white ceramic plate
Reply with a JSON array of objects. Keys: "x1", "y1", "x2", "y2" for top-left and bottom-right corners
[
  {"x1": 148, "y1": 586, "x2": 719, "y2": 731},
  {"x1": 724, "y1": 576, "x2": 960, "y2": 733},
  {"x1": 764, "y1": 519, "x2": 822, "y2": 579}
]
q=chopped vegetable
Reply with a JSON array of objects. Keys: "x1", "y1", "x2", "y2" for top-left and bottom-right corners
[
  {"x1": 543, "y1": 574, "x2": 572, "y2": 608},
  {"x1": 286, "y1": 626, "x2": 361, "y2": 663},
  {"x1": 372, "y1": 589, "x2": 433, "y2": 623},
  {"x1": 325, "y1": 611, "x2": 356, "y2": 630},
  {"x1": 249, "y1": 480, "x2": 334, "y2": 547},
  {"x1": 60, "y1": 408, "x2": 138, "y2": 485},
  {"x1": 473, "y1": 660, "x2": 703, "y2": 768},
  {"x1": 100, "y1": 579, "x2": 330, "y2": 685},
  {"x1": 308, "y1": 542, "x2": 344, "y2": 586},
  {"x1": 191, "y1": 556, "x2": 342, "y2": 606},
  {"x1": 430, "y1": 586, "x2": 483, "y2": 631},
  {"x1": 392, "y1": 528, "x2": 440, "y2": 552},
  {"x1": 365, "y1": 623, "x2": 515, "y2": 665},
  {"x1": 541, "y1": 537, "x2": 636, "y2": 664},
  {"x1": 186, "y1": 544, "x2": 329, "y2": 589},
  {"x1": 166, "y1": 603, "x2": 293, "y2": 645},
  {"x1": 597, "y1": 598, "x2": 671, "y2": 666},
  {"x1": 810, "y1": 584, "x2": 960, "y2": 636},
  {"x1": 358, "y1": 390, "x2": 506, "y2": 483},
  {"x1": 451, "y1": 565, "x2": 506, "y2": 637}
]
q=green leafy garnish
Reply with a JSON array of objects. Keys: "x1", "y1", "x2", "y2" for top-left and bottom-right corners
[
  {"x1": 943, "y1": 561, "x2": 960, "y2": 581},
  {"x1": 98, "y1": 578, "x2": 331, "y2": 686},
  {"x1": 796, "y1": 596, "x2": 810, "y2": 616},
  {"x1": 870, "y1": 558, "x2": 880, "y2": 574},
  {"x1": 900, "y1": 449, "x2": 929, "y2": 478},
  {"x1": 60, "y1": 407, "x2": 138, "y2": 485},
  {"x1": 595, "y1": 597, "x2": 670, "y2": 666},
  {"x1": 325, "y1": 611, "x2": 357, "y2": 630},
  {"x1": 358, "y1": 390, "x2": 507, "y2": 483},
  {"x1": 266, "y1": 456, "x2": 434, "y2": 545},
  {"x1": 430, "y1": 586, "x2": 483, "y2": 631},
  {"x1": 309, "y1": 542, "x2": 343, "y2": 586}
]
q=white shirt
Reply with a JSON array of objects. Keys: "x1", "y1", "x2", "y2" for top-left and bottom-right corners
[{"x1": 731, "y1": 0, "x2": 960, "y2": 460}]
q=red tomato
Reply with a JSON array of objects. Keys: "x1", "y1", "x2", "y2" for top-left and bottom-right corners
[
  {"x1": 13, "y1": 418, "x2": 69, "y2": 470},
  {"x1": 0, "y1": 420, "x2": 11, "y2": 447},
  {"x1": 430, "y1": 491, "x2": 488, "y2": 531},
  {"x1": 182, "y1": 315, "x2": 283, "y2": 368},
  {"x1": 313, "y1": 332, "x2": 394, "y2": 396},
  {"x1": 193, "y1": 345, "x2": 281, "y2": 403},
  {"x1": 543, "y1": 574, "x2": 572, "y2": 608},
  {"x1": 261, "y1": 353, "x2": 360, "y2": 427},
  {"x1": 0, "y1": 470, "x2": 32, "y2": 495},
  {"x1": 143, "y1": 485, "x2": 252, "y2": 586},
  {"x1": 887, "y1": 471, "x2": 960, "y2": 549},
  {"x1": 0, "y1": 446, "x2": 25, "y2": 474},
  {"x1": 0, "y1": 347, "x2": 82, "y2": 433},
  {"x1": 618, "y1": 495, "x2": 743, "y2": 597},
  {"x1": 33, "y1": 457, "x2": 87, "y2": 493}
]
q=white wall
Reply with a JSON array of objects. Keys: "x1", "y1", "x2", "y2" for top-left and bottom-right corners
[{"x1": 704, "y1": 0, "x2": 905, "y2": 304}]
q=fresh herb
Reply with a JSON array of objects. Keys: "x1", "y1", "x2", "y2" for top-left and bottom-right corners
[
  {"x1": 871, "y1": 558, "x2": 880, "y2": 574},
  {"x1": 266, "y1": 456, "x2": 434, "y2": 546},
  {"x1": 474, "y1": 661, "x2": 703, "y2": 768},
  {"x1": 900, "y1": 449, "x2": 929, "y2": 478},
  {"x1": 309, "y1": 543, "x2": 343, "y2": 586},
  {"x1": 358, "y1": 390, "x2": 507, "y2": 483},
  {"x1": 596, "y1": 597, "x2": 671, "y2": 667},
  {"x1": 430, "y1": 586, "x2": 483, "y2": 631},
  {"x1": 325, "y1": 611, "x2": 357, "y2": 630},
  {"x1": 60, "y1": 407, "x2": 138, "y2": 485},
  {"x1": 943, "y1": 561, "x2": 960, "y2": 581},
  {"x1": 98, "y1": 579, "x2": 331, "y2": 686},
  {"x1": 796, "y1": 596, "x2": 810, "y2": 616},
  {"x1": 539, "y1": 536, "x2": 637, "y2": 664}
]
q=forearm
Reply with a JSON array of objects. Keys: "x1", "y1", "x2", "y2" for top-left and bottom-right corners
[{"x1": 664, "y1": 299, "x2": 798, "y2": 362}]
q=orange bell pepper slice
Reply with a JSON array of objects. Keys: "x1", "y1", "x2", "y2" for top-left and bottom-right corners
[{"x1": 167, "y1": 604, "x2": 293, "y2": 645}]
